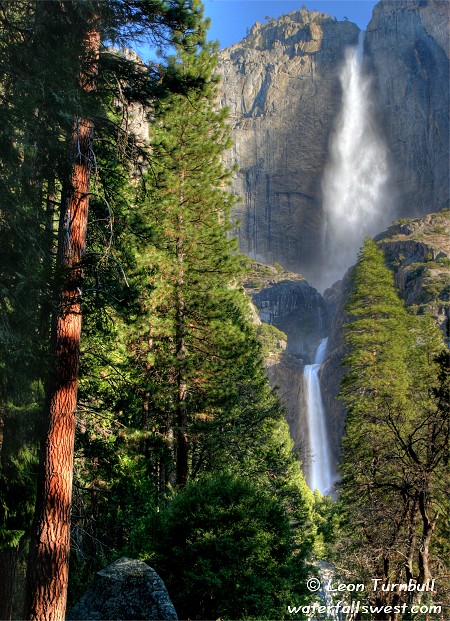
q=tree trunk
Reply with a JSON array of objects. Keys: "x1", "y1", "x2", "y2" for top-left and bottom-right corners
[
  {"x1": 25, "y1": 23, "x2": 99, "y2": 621},
  {"x1": 417, "y1": 490, "x2": 439, "y2": 598},
  {"x1": 175, "y1": 201, "x2": 188, "y2": 487},
  {"x1": 175, "y1": 351, "x2": 188, "y2": 486},
  {"x1": 0, "y1": 546, "x2": 19, "y2": 620},
  {"x1": 175, "y1": 277, "x2": 188, "y2": 486}
]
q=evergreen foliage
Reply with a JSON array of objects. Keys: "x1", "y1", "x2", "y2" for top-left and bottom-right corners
[
  {"x1": 0, "y1": 0, "x2": 224, "y2": 615},
  {"x1": 149, "y1": 473, "x2": 312, "y2": 620},
  {"x1": 4, "y1": 1, "x2": 448, "y2": 617},
  {"x1": 42, "y1": 5, "x2": 319, "y2": 614},
  {"x1": 337, "y1": 238, "x2": 449, "y2": 610},
  {"x1": 68, "y1": 23, "x2": 316, "y2": 612},
  {"x1": 256, "y1": 322, "x2": 287, "y2": 357}
]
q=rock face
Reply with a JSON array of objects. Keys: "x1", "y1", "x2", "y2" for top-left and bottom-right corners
[
  {"x1": 320, "y1": 270, "x2": 353, "y2": 466},
  {"x1": 321, "y1": 209, "x2": 450, "y2": 462},
  {"x1": 222, "y1": 2, "x2": 449, "y2": 487},
  {"x1": 244, "y1": 262, "x2": 330, "y2": 473},
  {"x1": 68, "y1": 558, "x2": 178, "y2": 621},
  {"x1": 218, "y1": 2, "x2": 449, "y2": 283},
  {"x1": 250, "y1": 277, "x2": 330, "y2": 363},
  {"x1": 266, "y1": 354, "x2": 305, "y2": 455},
  {"x1": 375, "y1": 209, "x2": 450, "y2": 337},
  {"x1": 365, "y1": 0, "x2": 449, "y2": 218},
  {"x1": 217, "y1": 11, "x2": 359, "y2": 281},
  {"x1": 244, "y1": 263, "x2": 329, "y2": 470}
]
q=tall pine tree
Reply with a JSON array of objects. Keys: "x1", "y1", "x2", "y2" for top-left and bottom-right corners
[
  {"x1": 0, "y1": 1, "x2": 206, "y2": 617},
  {"x1": 68, "y1": 20, "x2": 316, "y2": 608},
  {"x1": 122, "y1": 36, "x2": 261, "y2": 486},
  {"x1": 338, "y1": 238, "x2": 448, "y2": 610}
]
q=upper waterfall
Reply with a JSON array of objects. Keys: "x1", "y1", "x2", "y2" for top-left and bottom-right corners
[{"x1": 320, "y1": 31, "x2": 393, "y2": 290}]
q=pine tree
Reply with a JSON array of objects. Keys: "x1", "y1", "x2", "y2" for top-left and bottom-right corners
[
  {"x1": 150, "y1": 473, "x2": 313, "y2": 620},
  {"x1": 25, "y1": 8, "x2": 101, "y2": 618},
  {"x1": 338, "y1": 238, "x2": 449, "y2": 609},
  {"x1": 0, "y1": 3, "x2": 74, "y2": 614},
  {"x1": 0, "y1": 1, "x2": 207, "y2": 617},
  {"x1": 122, "y1": 36, "x2": 250, "y2": 487},
  {"x1": 0, "y1": 3, "x2": 318, "y2": 613},
  {"x1": 66, "y1": 19, "x2": 317, "y2": 608}
]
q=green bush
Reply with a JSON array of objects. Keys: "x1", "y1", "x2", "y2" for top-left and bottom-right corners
[
  {"x1": 150, "y1": 473, "x2": 311, "y2": 620},
  {"x1": 256, "y1": 323, "x2": 287, "y2": 357}
]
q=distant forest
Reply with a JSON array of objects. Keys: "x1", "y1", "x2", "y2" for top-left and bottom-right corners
[{"x1": 0, "y1": 2, "x2": 448, "y2": 620}]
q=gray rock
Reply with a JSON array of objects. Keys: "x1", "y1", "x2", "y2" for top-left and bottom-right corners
[
  {"x1": 68, "y1": 558, "x2": 177, "y2": 621},
  {"x1": 217, "y1": 10, "x2": 359, "y2": 282},
  {"x1": 365, "y1": 0, "x2": 449, "y2": 219},
  {"x1": 253, "y1": 277, "x2": 331, "y2": 478},
  {"x1": 266, "y1": 352, "x2": 307, "y2": 459},
  {"x1": 218, "y1": 3, "x2": 449, "y2": 283},
  {"x1": 252, "y1": 279, "x2": 329, "y2": 362}
]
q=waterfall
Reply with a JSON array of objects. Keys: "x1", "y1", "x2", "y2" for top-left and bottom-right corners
[
  {"x1": 304, "y1": 338, "x2": 335, "y2": 496},
  {"x1": 320, "y1": 31, "x2": 392, "y2": 290}
]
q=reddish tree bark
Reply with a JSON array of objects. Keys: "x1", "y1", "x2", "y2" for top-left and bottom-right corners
[{"x1": 25, "y1": 23, "x2": 100, "y2": 621}]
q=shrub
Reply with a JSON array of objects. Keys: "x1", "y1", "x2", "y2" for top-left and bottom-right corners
[{"x1": 150, "y1": 473, "x2": 311, "y2": 620}]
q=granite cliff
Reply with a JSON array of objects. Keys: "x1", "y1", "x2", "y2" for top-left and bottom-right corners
[
  {"x1": 244, "y1": 261, "x2": 330, "y2": 361},
  {"x1": 221, "y1": 1, "x2": 448, "y2": 488},
  {"x1": 217, "y1": 10, "x2": 359, "y2": 281},
  {"x1": 218, "y1": 1, "x2": 449, "y2": 283},
  {"x1": 365, "y1": 0, "x2": 449, "y2": 218}
]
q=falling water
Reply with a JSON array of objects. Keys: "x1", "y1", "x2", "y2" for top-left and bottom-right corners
[
  {"x1": 320, "y1": 31, "x2": 392, "y2": 290},
  {"x1": 304, "y1": 338, "x2": 335, "y2": 495}
]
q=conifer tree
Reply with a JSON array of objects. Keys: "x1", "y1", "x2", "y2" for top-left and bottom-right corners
[
  {"x1": 1, "y1": 2, "x2": 317, "y2": 614},
  {"x1": 67, "y1": 19, "x2": 316, "y2": 606},
  {"x1": 0, "y1": 1, "x2": 206, "y2": 617},
  {"x1": 0, "y1": 2, "x2": 73, "y2": 614},
  {"x1": 150, "y1": 472, "x2": 313, "y2": 620},
  {"x1": 123, "y1": 35, "x2": 254, "y2": 487},
  {"x1": 338, "y1": 238, "x2": 448, "y2": 609},
  {"x1": 25, "y1": 7, "x2": 101, "y2": 618}
]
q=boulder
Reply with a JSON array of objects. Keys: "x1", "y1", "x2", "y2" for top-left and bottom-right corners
[{"x1": 68, "y1": 557, "x2": 177, "y2": 621}]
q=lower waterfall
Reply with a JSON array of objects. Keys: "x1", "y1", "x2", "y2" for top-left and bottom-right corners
[{"x1": 304, "y1": 338, "x2": 335, "y2": 496}]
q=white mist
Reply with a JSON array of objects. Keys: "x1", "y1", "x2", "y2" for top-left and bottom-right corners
[{"x1": 320, "y1": 32, "x2": 392, "y2": 290}]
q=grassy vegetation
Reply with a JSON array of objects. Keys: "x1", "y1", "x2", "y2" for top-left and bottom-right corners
[{"x1": 256, "y1": 323, "x2": 287, "y2": 357}]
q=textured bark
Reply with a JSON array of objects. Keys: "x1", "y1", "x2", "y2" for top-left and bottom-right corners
[
  {"x1": 405, "y1": 500, "x2": 417, "y2": 588},
  {"x1": 418, "y1": 490, "x2": 439, "y2": 591},
  {"x1": 175, "y1": 345, "x2": 188, "y2": 487},
  {"x1": 25, "y1": 24, "x2": 99, "y2": 621},
  {"x1": 0, "y1": 545, "x2": 19, "y2": 620}
]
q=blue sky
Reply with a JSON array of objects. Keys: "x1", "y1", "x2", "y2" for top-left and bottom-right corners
[
  {"x1": 135, "y1": 1, "x2": 378, "y2": 61},
  {"x1": 204, "y1": 1, "x2": 378, "y2": 49}
]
